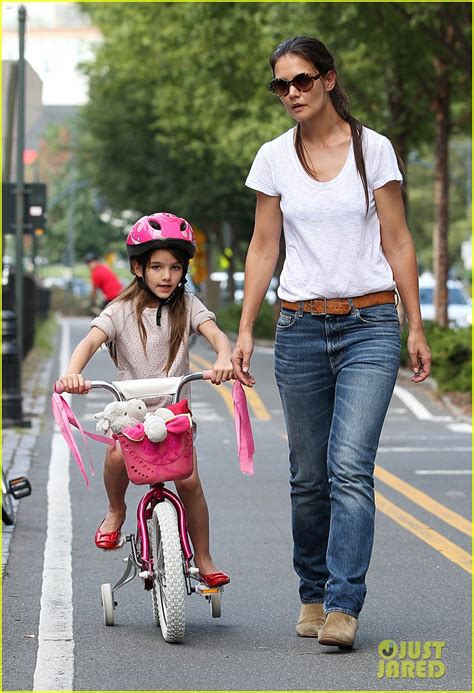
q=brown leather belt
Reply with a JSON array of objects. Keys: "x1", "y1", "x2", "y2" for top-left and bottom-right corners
[{"x1": 281, "y1": 290, "x2": 396, "y2": 315}]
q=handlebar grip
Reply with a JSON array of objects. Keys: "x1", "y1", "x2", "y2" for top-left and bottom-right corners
[
  {"x1": 54, "y1": 380, "x2": 92, "y2": 394},
  {"x1": 202, "y1": 370, "x2": 213, "y2": 381}
]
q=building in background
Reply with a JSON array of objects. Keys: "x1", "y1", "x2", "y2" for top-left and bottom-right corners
[
  {"x1": 2, "y1": 2, "x2": 101, "y2": 106},
  {"x1": 2, "y1": 2, "x2": 101, "y2": 173}
]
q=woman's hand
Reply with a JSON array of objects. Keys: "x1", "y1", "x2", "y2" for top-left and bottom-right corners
[
  {"x1": 59, "y1": 373, "x2": 90, "y2": 394},
  {"x1": 407, "y1": 328, "x2": 432, "y2": 383},
  {"x1": 231, "y1": 332, "x2": 256, "y2": 388},
  {"x1": 210, "y1": 357, "x2": 234, "y2": 385}
]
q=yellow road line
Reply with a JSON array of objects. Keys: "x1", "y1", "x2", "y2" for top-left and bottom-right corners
[
  {"x1": 279, "y1": 429, "x2": 472, "y2": 572},
  {"x1": 376, "y1": 492, "x2": 472, "y2": 574},
  {"x1": 189, "y1": 358, "x2": 234, "y2": 416},
  {"x1": 190, "y1": 352, "x2": 271, "y2": 421},
  {"x1": 375, "y1": 465, "x2": 472, "y2": 537}
]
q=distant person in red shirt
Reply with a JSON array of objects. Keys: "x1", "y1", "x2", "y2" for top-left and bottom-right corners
[{"x1": 84, "y1": 252, "x2": 123, "y2": 308}]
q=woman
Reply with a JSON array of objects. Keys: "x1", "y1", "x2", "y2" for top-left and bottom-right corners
[{"x1": 231, "y1": 36, "x2": 431, "y2": 650}]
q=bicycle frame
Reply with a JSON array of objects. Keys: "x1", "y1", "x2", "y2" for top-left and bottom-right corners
[
  {"x1": 137, "y1": 484, "x2": 193, "y2": 574},
  {"x1": 82, "y1": 372, "x2": 213, "y2": 599}
]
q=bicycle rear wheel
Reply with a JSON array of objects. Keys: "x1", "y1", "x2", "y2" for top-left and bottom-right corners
[{"x1": 151, "y1": 501, "x2": 186, "y2": 642}]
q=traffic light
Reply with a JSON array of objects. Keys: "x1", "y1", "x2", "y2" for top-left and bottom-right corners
[
  {"x1": 24, "y1": 183, "x2": 47, "y2": 234},
  {"x1": 1, "y1": 182, "x2": 47, "y2": 235}
]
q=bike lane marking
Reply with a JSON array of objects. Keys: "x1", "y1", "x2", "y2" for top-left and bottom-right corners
[
  {"x1": 374, "y1": 465, "x2": 472, "y2": 536},
  {"x1": 375, "y1": 492, "x2": 472, "y2": 574},
  {"x1": 277, "y1": 433, "x2": 471, "y2": 571},
  {"x1": 393, "y1": 384, "x2": 452, "y2": 421},
  {"x1": 33, "y1": 320, "x2": 74, "y2": 691},
  {"x1": 190, "y1": 352, "x2": 271, "y2": 420},
  {"x1": 190, "y1": 357, "x2": 235, "y2": 415}
]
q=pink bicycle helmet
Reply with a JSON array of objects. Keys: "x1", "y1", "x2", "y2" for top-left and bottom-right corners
[{"x1": 126, "y1": 212, "x2": 196, "y2": 261}]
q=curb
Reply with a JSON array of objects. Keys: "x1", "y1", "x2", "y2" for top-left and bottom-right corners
[{"x1": 2, "y1": 346, "x2": 55, "y2": 573}]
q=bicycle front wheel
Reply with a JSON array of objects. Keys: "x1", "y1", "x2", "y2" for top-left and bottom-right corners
[
  {"x1": 151, "y1": 501, "x2": 186, "y2": 642},
  {"x1": 2, "y1": 472, "x2": 14, "y2": 525}
]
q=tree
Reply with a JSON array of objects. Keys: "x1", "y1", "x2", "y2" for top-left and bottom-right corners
[
  {"x1": 36, "y1": 122, "x2": 121, "y2": 263},
  {"x1": 78, "y1": 2, "x2": 471, "y2": 319}
]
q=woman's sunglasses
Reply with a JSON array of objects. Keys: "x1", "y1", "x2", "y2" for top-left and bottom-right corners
[{"x1": 268, "y1": 72, "x2": 321, "y2": 98}]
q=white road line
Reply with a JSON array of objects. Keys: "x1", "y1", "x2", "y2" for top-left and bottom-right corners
[
  {"x1": 383, "y1": 434, "x2": 471, "y2": 441},
  {"x1": 447, "y1": 423, "x2": 472, "y2": 434},
  {"x1": 415, "y1": 469, "x2": 472, "y2": 475},
  {"x1": 33, "y1": 320, "x2": 74, "y2": 691},
  {"x1": 191, "y1": 401, "x2": 224, "y2": 422},
  {"x1": 393, "y1": 385, "x2": 452, "y2": 421},
  {"x1": 378, "y1": 446, "x2": 471, "y2": 453}
]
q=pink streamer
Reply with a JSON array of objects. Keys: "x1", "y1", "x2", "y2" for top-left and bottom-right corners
[
  {"x1": 51, "y1": 392, "x2": 115, "y2": 487},
  {"x1": 232, "y1": 381, "x2": 255, "y2": 475}
]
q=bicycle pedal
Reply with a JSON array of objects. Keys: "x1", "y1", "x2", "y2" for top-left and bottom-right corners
[
  {"x1": 195, "y1": 584, "x2": 220, "y2": 596},
  {"x1": 9, "y1": 476, "x2": 32, "y2": 499}
]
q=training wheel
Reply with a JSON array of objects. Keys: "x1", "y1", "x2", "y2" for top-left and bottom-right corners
[
  {"x1": 101, "y1": 583, "x2": 115, "y2": 626},
  {"x1": 210, "y1": 592, "x2": 221, "y2": 619}
]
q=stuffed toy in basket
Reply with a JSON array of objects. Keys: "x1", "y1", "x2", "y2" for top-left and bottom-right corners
[{"x1": 113, "y1": 399, "x2": 194, "y2": 485}]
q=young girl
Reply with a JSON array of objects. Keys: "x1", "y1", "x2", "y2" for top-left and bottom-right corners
[{"x1": 60, "y1": 212, "x2": 232, "y2": 587}]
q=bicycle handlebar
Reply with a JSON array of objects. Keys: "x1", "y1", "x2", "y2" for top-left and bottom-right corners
[{"x1": 54, "y1": 370, "x2": 214, "y2": 403}]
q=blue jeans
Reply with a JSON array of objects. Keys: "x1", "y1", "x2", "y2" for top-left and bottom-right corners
[{"x1": 274, "y1": 302, "x2": 401, "y2": 618}]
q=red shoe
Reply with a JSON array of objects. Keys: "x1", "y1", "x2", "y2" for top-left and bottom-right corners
[
  {"x1": 94, "y1": 518, "x2": 125, "y2": 551},
  {"x1": 199, "y1": 571, "x2": 230, "y2": 587}
]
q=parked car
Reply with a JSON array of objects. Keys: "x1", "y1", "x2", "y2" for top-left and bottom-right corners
[
  {"x1": 210, "y1": 271, "x2": 278, "y2": 304},
  {"x1": 418, "y1": 272, "x2": 472, "y2": 328}
]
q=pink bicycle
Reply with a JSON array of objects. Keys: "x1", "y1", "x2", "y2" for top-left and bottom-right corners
[{"x1": 56, "y1": 371, "x2": 226, "y2": 643}]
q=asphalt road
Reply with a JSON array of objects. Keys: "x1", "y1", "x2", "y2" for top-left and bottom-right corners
[{"x1": 2, "y1": 316, "x2": 472, "y2": 691}]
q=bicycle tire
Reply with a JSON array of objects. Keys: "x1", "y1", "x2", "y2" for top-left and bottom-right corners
[
  {"x1": 151, "y1": 501, "x2": 186, "y2": 642},
  {"x1": 2, "y1": 472, "x2": 14, "y2": 526},
  {"x1": 147, "y1": 518, "x2": 160, "y2": 626}
]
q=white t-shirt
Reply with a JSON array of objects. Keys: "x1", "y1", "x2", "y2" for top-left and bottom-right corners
[{"x1": 245, "y1": 125, "x2": 403, "y2": 300}]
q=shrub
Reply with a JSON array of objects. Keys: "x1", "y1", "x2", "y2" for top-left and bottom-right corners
[
  {"x1": 216, "y1": 300, "x2": 276, "y2": 340},
  {"x1": 401, "y1": 323, "x2": 471, "y2": 393}
]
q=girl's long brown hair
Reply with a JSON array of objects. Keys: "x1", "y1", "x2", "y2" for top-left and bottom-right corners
[
  {"x1": 270, "y1": 35, "x2": 370, "y2": 214},
  {"x1": 108, "y1": 249, "x2": 188, "y2": 374}
]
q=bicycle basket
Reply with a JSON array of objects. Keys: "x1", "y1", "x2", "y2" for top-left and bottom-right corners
[{"x1": 116, "y1": 421, "x2": 193, "y2": 485}]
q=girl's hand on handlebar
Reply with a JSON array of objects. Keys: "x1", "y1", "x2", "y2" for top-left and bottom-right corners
[
  {"x1": 210, "y1": 357, "x2": 234, "y2": 385},
  {"x1": 231, "y1": 333, "x2": 256, "y2": 388},
  {"x1": 59, "y1": 373, "x2": 91, "y2": 395}
]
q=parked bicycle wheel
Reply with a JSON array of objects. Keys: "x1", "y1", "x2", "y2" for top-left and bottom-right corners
[
  {"x1": 2, "y1": 472, "x2": 14, "y2": 526},
  {"x1": 151, "y1": 500, "x2": 186, "y2": 642}
]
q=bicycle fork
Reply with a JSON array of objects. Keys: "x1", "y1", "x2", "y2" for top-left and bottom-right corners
[{"x1": 110, "y1": 484, "x2": 194, "y2": 599}]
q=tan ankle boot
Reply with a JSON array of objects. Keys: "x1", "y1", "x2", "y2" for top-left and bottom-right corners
[
  {"x1": 296, "y1": 603, "x2": 326, "y2": 637},
  {"x1": 317, "y1": 612, "x2": 359, "y2": 649}
]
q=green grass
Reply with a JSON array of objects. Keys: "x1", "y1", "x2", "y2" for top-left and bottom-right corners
[{"x1": 33, "y1": 313, "x2": 59, "y2": 357}]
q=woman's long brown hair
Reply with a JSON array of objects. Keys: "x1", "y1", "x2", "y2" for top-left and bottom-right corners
[
  {"x1": 270, "y1": 35, "x2": 370, "y2": 214},
  {"x1": 108, "y1": 249, "x2": 188, "y2": 374}
]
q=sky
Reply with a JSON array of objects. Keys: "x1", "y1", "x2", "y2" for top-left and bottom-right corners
[{"x1": 2, "y1": 2, "x2": 101, "y2": 105}]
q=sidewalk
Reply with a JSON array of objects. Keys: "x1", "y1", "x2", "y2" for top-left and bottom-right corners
[{"x1": 2, "y1": 347, "x2": 55, "y2": 573}]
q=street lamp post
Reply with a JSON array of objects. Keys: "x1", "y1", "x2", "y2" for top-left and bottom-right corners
[
  {"x1": 4, "y1": 4, "x2": 29, "y2": 426},
  {"x1": 15, "y1": 5, "x2": 26, "y2": 366}
]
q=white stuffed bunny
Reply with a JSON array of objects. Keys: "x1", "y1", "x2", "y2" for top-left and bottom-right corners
[
  {"x1": 94, "y1": 398, "x2": 147, "y2": 435},
  {"x1": 143, "y1": 411, "x2": 168, "y2": 443},
  {"x1": 154, "y1": 407, "x2": 175, "y2": 423}
]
